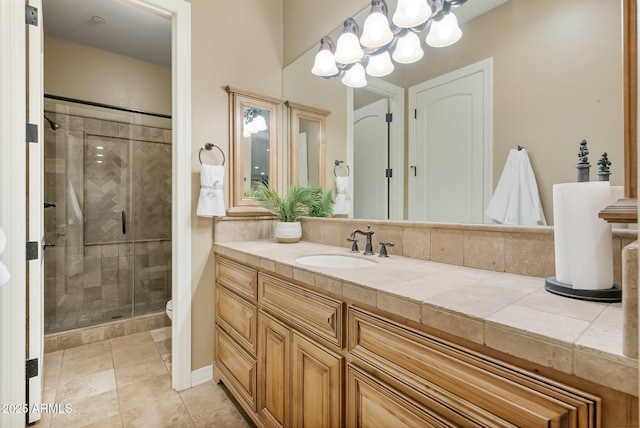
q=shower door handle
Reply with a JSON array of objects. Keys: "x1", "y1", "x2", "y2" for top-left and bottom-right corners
[{"x1": 121, "y1": 211, "x2": 126, "y2": 235}]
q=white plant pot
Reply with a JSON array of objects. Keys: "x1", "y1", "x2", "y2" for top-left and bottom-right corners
[{"x1": 275, "y1": 221, "x2": 302, "y2": 243}]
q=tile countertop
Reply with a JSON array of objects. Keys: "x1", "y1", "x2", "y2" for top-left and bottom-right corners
[{"x1": 214, "y1": 240, "x2": 638, "y2": 396}]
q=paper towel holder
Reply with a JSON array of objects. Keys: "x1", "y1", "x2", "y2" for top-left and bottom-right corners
[{"x1": 544, "y1": 278, "x2": 621, "y2": 302}]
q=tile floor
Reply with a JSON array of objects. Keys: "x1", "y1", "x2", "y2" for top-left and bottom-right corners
[{"x1": 36, "y1": 327, "x2": 252, "y2": 428}]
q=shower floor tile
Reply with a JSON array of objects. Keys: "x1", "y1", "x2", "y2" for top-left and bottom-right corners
[{"x1": 37, "y1": 330, "x2": 252, "y2": 428}]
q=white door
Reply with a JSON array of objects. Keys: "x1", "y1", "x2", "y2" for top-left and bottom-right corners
[
  {"x1": 408, "y1": 59, "x2": 493, "y2": 223},
  {"x1": 354, "y1": 98, "x2": 388, "y2": 219},
  {"x1": 27, "y1": 0, "x2": 44, "y2": 423}
]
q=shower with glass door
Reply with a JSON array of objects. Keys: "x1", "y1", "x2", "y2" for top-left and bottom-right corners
[{"x1": 43, "y1": 98, "x2": 172, "y2": 333}]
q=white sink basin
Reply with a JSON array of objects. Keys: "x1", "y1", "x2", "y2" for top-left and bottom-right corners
[{"x1": 295, "y1": 254, "x2": 377, "y2": 268}]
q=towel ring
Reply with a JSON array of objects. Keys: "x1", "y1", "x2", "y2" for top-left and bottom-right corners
[
  {"x1": 517, "y1": 145, "x2": 526, "y2": 151},
  {"x1": 334, "y1": 160, "x2": 350, "y2": 177},
  {"x1": 199, "y1": 143, "x2": 225, "y2": 166}
]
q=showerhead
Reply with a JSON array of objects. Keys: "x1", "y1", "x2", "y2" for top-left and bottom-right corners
[{"x1": 44, "y1": 115, "x2": 60, "y2": 130}]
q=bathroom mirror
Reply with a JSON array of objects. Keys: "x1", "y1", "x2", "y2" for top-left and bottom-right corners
[
  {"x1": 227, "y1": 86, "x2": 283, "y2": 215},
  {"x1": 283, "y1": 0, "x2": 633, "y2": 224},
  {"x1": 286, "y1": 101, "x2": 330, "y2": 187}
]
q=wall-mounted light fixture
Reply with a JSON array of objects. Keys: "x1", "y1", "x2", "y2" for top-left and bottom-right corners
[{"x1": 311, "y1": 0, "x2": 467, "y2": 88}]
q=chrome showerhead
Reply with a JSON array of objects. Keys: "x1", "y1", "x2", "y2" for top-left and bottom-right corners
[{"x1": 44, "y1": 115, "x2": 60, "y2": 130}]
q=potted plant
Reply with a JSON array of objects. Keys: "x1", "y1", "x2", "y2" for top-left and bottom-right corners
[
  {"x1": 256, "y1": 184, "x2": 334, "y2": 243},
  {"x1": 256, "y1": 184, "x2": 314, "y2": 243}
]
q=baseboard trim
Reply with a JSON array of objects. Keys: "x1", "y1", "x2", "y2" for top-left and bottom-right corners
[{"x1": 191, "y1": 364, "x2": 213, "y2": 386}]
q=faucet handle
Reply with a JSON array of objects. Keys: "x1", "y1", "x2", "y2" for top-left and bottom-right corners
[
  {"x1": 347, "y1": 236, "x2": 359, "y2": 253},
  {"x1": 378, "y1": 242, "x2": 394, "y2": 258}
]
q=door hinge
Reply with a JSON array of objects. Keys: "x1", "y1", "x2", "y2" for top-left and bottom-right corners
[
  {"x1": 385, "y1": 113, "x2": 393, "y2": 123},
  {"x1": 414, "y1": 109, "x2": 417, "y2": 119},
  {"x1": 26, "y1": 358, "x2": 38, "y2": 379},
  {"x1": 25, "y1": 5, "x2": 38, "y2": 26},
  {"x1": 385, "y1": 168, "x2": 393, "y2": 178},
  {"x1": 26, "y1": 123, "x2": 38, "y2": 143},
  {"x1": 26, "y1": 241, "x2": 39, "y2": 261}
]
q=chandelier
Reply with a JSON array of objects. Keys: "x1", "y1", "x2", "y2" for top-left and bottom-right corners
[{"x1": 311, "y1": 0, "x2": 468, "y2": 88}]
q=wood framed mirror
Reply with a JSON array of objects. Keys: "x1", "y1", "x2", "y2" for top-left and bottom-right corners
[
  {"x1": 286, "y1": 101, "x2": 330, "y2": 187},
  {"x1": 227, "y1": 86, "x2": 282, "y2": 215},
  {"x1": 600, "y1": 0, "x2": 637, "y2": 223}
]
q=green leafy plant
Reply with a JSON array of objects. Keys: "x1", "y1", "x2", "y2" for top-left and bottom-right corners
[
  {"x1": 307, "y1": 185, "x2": 335, "y2": 218},
  {"x1": 256, "y1": 183, "x2": 315, "y2": 222},
  {"x1": 256, "y1": 184, "x2": 335, "y2": 221}
]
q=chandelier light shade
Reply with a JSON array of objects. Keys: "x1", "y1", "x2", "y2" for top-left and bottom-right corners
[
  {"x1": 392, "y1": 31, "x2": 424, "y2": 64},
  {"x1": 360, "y1": 0, "x2": 394, "y2": 49},
  {"x1": 392, "y1": 0, "x2": 432, "y2": 28},
  {"x1": 244, "y1": 109, "x2": 268, "y2": 136},
  {"x1": 342, "y1": 63, "x2": 368, "y2": 88},
  {"x1": 311, "y1": 37, "x2": 340, "y2": 77},
  {"x1": 366, "y1": 51, "x2": 395, "y2": 77},
  {"x1": 312, "y1": 0, "x2": 467, "y2": 87},
  {"x1": 334, "y1": 18, "x2": 365, "y2": 64},
  {"x1": 426, "y1": 12, "x2": 462, "y2": 47}
]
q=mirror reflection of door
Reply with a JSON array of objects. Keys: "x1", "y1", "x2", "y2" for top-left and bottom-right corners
[
  {"x1": 409, "y1": 59, "x2": 493, "y2": 223},
  {"x1": 298, "y1": 119, "x2": 320, "y2": 185},
  {"x1": 353, "y1": 95, "x2": 389, "y2": 219}
]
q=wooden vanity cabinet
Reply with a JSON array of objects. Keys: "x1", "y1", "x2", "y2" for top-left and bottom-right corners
[
  {"x1": 215, "y1": 255, "x2": 608, "y2": 428},
  {"x1": 215, "y1": 257, "x2": 345, "y2": 428}
]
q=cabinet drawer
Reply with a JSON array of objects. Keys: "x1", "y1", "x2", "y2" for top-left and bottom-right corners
[
  {"x1": 259, "y1": 273, "x2": 343, "y2": 348},
  {"x1": 348, "y1": 307, "x2": 599, "y2": 428},
  {"x1": 347, "y1": 364, "x2": 466, "y2": 428},
  {"x1": 215, "y1": 328, "x2": 257, "y2": 411},
  {"x1": 216, "y1": 285, "x2": 257, "y2": 355},
  {"x1": 216, "y1": 256, "x2": 257, "y2": 301}
]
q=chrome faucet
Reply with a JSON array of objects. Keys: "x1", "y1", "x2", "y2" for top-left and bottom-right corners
[{"x1": 349, "y1": 225, "x2": 375, "y2": 255}]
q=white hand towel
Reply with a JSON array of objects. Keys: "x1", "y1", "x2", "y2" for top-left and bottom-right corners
[
  {"x1": 0, "y1": 227, "x2": 10, "y2": 286},
  {"x1": 197, "y1": 164, "x2": 226, "y2": 217},
  {"x1": 333, "y1": 175, "x2": 351, "y2": 215},
  {"x1": 486, "y1": 148, "x2": 547, "y2": 226}
]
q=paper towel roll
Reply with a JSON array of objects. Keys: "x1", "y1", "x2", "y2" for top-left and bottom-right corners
[{"x1": 553, "y1": 182, "x2": 613, "y2": 290}]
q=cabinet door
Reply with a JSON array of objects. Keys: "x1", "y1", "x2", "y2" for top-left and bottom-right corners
[
  {"x1": 291, "y1": 331, "x2": 343, "y2": 428},
  {"x1": 257, "y1": 311, "x2": 291, "y2": 428}
]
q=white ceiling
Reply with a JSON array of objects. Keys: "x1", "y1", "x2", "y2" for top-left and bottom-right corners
[{"x1": 42, "y1": 0, "x2": 171, "y2": 67}]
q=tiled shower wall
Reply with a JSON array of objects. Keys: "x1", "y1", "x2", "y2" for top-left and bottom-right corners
[{"x1": 44, "y1": 110, "x2": 172, "y2": 333}]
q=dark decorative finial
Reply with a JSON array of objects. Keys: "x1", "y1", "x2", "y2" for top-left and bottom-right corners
[
  {"x1": 597, "y1": 152, "x2": 611, "y2": 182},
  {"x1": 576, "y1": 139, "x2": 590, "y2": 182}
]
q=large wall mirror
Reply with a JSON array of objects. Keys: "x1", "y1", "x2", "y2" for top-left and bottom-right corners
[
  {"x1": 286, "y1": 101, "x2": 330, "y2": 187},
  {"x1": 227, "y1": 86, "x2": 282, "y2": 215},
  {"x1": 283, "y1": 0, "x2": 635, "y2": 225}
]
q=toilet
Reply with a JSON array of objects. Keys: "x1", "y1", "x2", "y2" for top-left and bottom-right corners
[{"x1": 165, "y1": 300, "x2": 173, "y2": 321}]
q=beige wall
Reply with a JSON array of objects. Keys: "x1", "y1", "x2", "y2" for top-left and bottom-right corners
[
  {"x1": 283, "y1": 0, "x2": 369, "y2": 66},
  {"x1": 283, "y1": 0, "x2": 623, "y2": 224},
  {"x1": 189, "y1": 0, "x2": 283, "y2": 370},
  {"x1": 44, "y1": 36, "x2": 171, "y2": 115}
]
